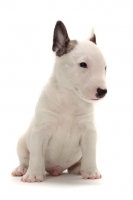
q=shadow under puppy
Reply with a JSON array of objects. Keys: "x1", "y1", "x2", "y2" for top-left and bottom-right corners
[{"x1": 12, "y1": 21, "x2": 107, "y2": 182}]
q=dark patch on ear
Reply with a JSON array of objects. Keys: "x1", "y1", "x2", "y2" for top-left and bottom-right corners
[
  {"x1": 52, "y1": 21, "x2": 77, "y2": 56},
  {"x1": 56, "y1": 40, "x2": 77, "y2": 56},
  {"x1": 90, "y1": 34, "x2": 97, "y2": 45}
]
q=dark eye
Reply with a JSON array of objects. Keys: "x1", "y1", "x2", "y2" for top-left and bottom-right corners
[
  {"x1": 79, "y1": 62, "x2": 87, "y2": 68},
  {"x1": 105, "y1": 66, "x2": 107, "y2": 71}
]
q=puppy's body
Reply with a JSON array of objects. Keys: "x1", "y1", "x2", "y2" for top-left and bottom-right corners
[{"x1": 12, "y1": 21, "x2": 107, "y2": 182}]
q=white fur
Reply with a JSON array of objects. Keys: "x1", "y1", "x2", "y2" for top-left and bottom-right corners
[{"x1": 12, "y1": 28, "x2": 107, "y2": 182}]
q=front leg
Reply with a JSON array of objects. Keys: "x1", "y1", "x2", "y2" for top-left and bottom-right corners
[
  {"x1": 80, "y1": 127, "x2": 102, "y2": 180},
  {"x1": 21, "y1": 125, "x2": 52, "y2": 183}
]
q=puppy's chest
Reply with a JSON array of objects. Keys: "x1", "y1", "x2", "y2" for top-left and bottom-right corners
[
  {"x1": 50, "y1": 115, "x2": 85, "y2": 148},
  {"x1": 56, "y1": 115, "x2": 80, "y2": 135}
]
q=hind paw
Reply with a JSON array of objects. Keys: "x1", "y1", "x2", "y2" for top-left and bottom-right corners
[{"x1": 11, "y1": 165, "x2": 28, "y2": 176}]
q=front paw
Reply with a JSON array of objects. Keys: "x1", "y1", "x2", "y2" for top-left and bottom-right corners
[
  {"x1": 81, "y1": 167, "x2": 102, "y2": 180},
  {"x1": 21, "y1": 170, "x2": 45, "y2": 183}
]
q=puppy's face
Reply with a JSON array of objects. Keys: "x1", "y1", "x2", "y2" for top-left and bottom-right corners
[{"x1": 53, "y1": 21, "x2": 107, "y2": 103}]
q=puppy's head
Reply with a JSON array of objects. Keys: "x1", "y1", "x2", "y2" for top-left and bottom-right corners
[{"x1": 52, "y1": 21, "x2": 107, "y2": 103}]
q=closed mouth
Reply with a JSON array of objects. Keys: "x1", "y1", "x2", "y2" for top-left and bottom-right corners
[{"x1": 91, "y1": 99, "x2": 99, "y2": 100}]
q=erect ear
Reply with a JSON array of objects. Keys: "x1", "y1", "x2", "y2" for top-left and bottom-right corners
[
  {"x1": 89, "y1": 28, "x2": 97, "y2": 45},
  {"x1": 52, "y1": 21, "x2": 70, "y2": 56}
]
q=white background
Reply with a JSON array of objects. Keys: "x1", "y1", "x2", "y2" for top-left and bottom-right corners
[{"x1": 0, "y1": 0, "x2": 133, "y2": 199}]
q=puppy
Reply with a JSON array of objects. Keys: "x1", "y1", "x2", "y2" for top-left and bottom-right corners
[{"x1": 12, "y1": 21, "x2": 107, "y2": 182}]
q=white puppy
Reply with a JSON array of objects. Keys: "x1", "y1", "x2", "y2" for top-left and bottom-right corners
[{"x1": 12, "y1": 21, "x2": 107, "y2": 182}]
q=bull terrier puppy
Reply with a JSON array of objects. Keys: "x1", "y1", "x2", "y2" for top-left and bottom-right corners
[{"x1": 12, "y1": 21, "x2": 107, "y2": 182}]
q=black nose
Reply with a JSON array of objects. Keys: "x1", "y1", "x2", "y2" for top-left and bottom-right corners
[{"x1": 96, "y1": 88, "x2": 107, "y2": 98}]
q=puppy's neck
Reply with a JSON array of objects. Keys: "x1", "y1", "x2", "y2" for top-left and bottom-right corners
[{"x1": 44, "y1": 72, "x2": 94, "y2": 116}]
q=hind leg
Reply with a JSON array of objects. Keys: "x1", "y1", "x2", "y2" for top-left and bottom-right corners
[
  {"x1": 67, "y1": 159, "x2": 81, "y2": 175},
  {"x1": 12, "y1": 134, "x2": 29, "y2": 176}
]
